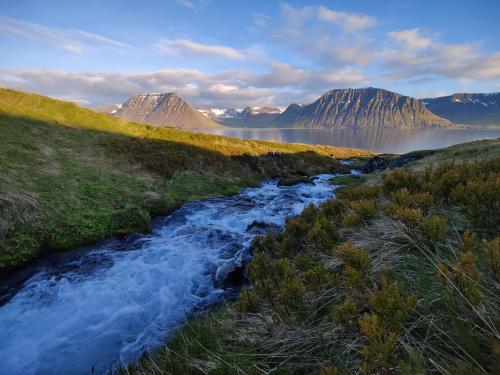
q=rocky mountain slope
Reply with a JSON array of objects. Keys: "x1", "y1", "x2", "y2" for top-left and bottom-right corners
[
  {"x1": 114, "y1": 92, "x2": 220, "y2": 129},
  {"x1": 274, "y1": 87, "x2": 454, "y2": 129},
  {"x1": 421, "y1": 92, "x2": 500, "y2": 126},
  {"x1": 93, "y1": 103, "x2": 121, "y2": 114},
  {"x1": 216, "y1": 106, "x2": 283, "y2": 127}
]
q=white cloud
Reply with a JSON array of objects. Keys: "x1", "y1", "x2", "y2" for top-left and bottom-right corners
[
  {"x1": 175, "y1": 0, "x2": 210, "y2": 9},
  {"x1": 0, "y1": 16, "x2": 136, "y2": 54},
  {"x1": 0, "y1": 64, "x2": 368, "y2": 109},
  {"x1": 389, "y1": 28, "x2": 433, "y2": 49},
  {"x1": 154, "y1": 38, "x2": 244, "y2": 59},
  {"x1": 316, "y1": 6, "x2": 376, "y2": 31}
]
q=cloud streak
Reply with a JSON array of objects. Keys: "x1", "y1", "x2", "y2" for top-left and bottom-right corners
[
  {"x1": 0, "y1": 16, "x2": 136, "y2": 54},
  {"x1": 154, "y1": 38, "x2": 245, "y2": 59},
  {"x1": 316, "y1": 6, "x2": 376, "y2": 31}
]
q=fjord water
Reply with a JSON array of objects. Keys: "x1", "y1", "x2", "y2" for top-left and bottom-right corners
[
  {"x1": 0, "y1": 175, "x2": 339, "y2": 375},
  {"x1": 203, "y1": 128, "x2": 500, "y2": 153}
]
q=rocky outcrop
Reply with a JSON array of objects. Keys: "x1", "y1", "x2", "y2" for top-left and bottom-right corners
[
  {"x1": 274, "y1": 88, "x2": 454, "y2": 129},
  {"x1": 421, "y1": 92, "x2": 500, "y2": 126},
  {"x1": 114, "y1": 92, "x2": 220, "y2": 130}
]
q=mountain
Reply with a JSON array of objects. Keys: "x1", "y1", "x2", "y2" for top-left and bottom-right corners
[
  {"x1": 274, "y1": 87, "x2": 454, "y2": 129},
  {"x1": 421, "y1": 93, "x2": 500, "y2": 126},
  {"x1": 93, "y1": 103, "x2": 121, "y2": 114},
  {"x1": 114, "y1": 92, "x2": 220, "y2": 129},
  {"x1": 206, "y1": 106, "x2": 283, "y2": 127}
]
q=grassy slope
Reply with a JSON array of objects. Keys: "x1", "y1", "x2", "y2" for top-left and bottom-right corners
[
  {"x1": 129, "y1": 139, "x2": 500, "y2": 375},
  {"x1": 0, "y1": 88, "x2": 371, "y2": 272}
]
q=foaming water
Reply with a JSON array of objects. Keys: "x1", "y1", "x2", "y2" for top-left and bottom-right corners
[{"x1": 0, "y1": 174, "x2": 338, "y2": 375}]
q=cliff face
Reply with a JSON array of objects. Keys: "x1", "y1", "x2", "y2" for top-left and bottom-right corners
[
  {"x1": 275, "y1": 88, "x2": 454, "y2": 129},
  {"x1": 114, "y1": 93, "x2": 220, "y2": 129},
  {"x1": 421, "y1": 92, "x2": 500, "y2": 126}
]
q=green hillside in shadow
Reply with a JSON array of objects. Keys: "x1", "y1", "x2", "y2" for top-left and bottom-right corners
[{"x1": 0, "y1": 88, "x2": 371, "y2": 272}]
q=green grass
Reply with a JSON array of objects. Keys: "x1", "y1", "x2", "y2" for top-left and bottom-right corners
[
  {"x1": 0, "y1": 88, "x2": 371, "y2": 272},
  {"x1": 133, "y1": 143, "x2": 500, "y2": 374},
  {"x1": 330, "y1": 174, "x2": 367, "y2": 192}
]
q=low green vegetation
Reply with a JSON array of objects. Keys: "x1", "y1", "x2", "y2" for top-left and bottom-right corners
[
  {"x1": 131, "y1": 144, "x2": 500, "y2": 374},
  {"x1": 0, "y1": 88, "x2": 370, "y2": 272},
  {"x1": 330, "y1": 174, "x2": 367, "y2": 193}
]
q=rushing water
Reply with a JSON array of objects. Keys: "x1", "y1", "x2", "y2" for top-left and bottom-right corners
[
  {"x1": 200, "y1": 128, "x2": 500, "y2": 153},
  {"x1": 0, "y1": 174, "x2": 341, "y2": 375}
]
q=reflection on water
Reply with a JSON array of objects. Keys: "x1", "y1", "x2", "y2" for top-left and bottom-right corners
[{"x1": 201, "y1": 128, "x2": 500, "y2": 153}]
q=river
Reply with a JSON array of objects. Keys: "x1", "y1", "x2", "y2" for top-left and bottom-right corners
[{"x1": 0, "y1": 174, "x2": 343, "y2": 374}]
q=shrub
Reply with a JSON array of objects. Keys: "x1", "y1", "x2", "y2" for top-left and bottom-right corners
[
  {"x1": 350, "y1": 199, "x2": 377, "y2": 220},
  {"x1": 422, "y1": 215, "x2": 448, "y2": 245},
  {"x1": 368, "y1": 277, "x2": 416, "y2": 332},
  {"x1": 235, "y1": 289, "x2": 258, "y2": 313},
  {"x1": 337, "y1": 184, "x2": 381, "y2": 201},
  {"x1": 334, "y1": 241, "x2": 370, "y2": 273},
  {"x1": 320, "y1": 198, "x2": 347, "y2": 221},
  {"x1": 483, "y1": 236, "x2": 500, "y2": 281},
  {"x1": 359, "y1": 313, "x2": 398, "y2": 374},
  {"x1": 308, "y1": 216, "x2": 339, "y2": 250},
  {"x1": 341, "y1": 212, "x2": 362, "y2": 227},
  {"x1": 332, "y1": 298, "x2": 359, "y2": 328},
  {"x1": 276, "y1": 276, "x2": 305, "y2": 310},
  {"x1": 391, "y1": 188, "x2": 413, "y2": 208},
  {"x1": 450, "y1": 251, "x2": 483, "y2": 305},
  {"x1": 319, "y1": 367, "x2": 347, "y2": 375},
  {"x1": 304, "y1": 264, "x2": 336, "y2": 290},
  {"x1": 390, "y1": 206, "x2": 423, "y2": 227},
  {"x1": 383, "y1": 169, "x2": 422, "y2": 194}
]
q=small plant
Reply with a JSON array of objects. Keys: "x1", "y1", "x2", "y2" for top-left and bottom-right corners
[
  {"x1": 368, "y1": 277, "x2": 416, "y2": 332},
  {"x1": 319, "y1": 366, "x2": 347, "y2": 375},
  {"x1": 422, "y1": 215, "x2": 448, "y2": 245},
  {"x1": 483, "y1": 236, "x2": 500, "y2": 282},
  {"x1": 390, "y1": 206, "x2": 423, "y2": 226},
  {"x1": 308, "y1": 216, "x2": 339, "y2": 250},
  {"x1": 332, "y1": 298, "x2": 359, "y2": 328},
  {"x1": 449, "y1": 250, "x2": 483, "y2": 305},
  {"x1": 337, "y1": 184, "x2": 381, "y2": 201},
  {"x1": 334, "y1": 241, "x2": 370, "y2": 273},
  {"x1": 235, "y1": 289, "x2": 258, "y2": 313},
  {"x1": 359, "y1": 313, "x2": 398, "y2": 374}
]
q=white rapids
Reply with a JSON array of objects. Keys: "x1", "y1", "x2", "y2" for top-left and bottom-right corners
[{"x1": 0, "y1": 174, "x2": 340, "y2": 374}]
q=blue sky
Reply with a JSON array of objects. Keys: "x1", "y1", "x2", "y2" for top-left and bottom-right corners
[{"x1": 0, "y1": 0, "x2": 499, "y2": 107}]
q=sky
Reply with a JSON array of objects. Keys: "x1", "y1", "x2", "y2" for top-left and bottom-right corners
[{"x1": 0, "y1": 0, "x2": 499, "y2": 108}]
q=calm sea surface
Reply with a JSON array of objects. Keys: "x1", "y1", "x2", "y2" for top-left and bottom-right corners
[{"x1": 201, "y1": 128, "x2": 500, "y2": 153}]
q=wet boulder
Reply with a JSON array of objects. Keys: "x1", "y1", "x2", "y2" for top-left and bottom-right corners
[
  {"x1": 388, "y1": 154, "x2": 415, "y2": 169},
  {"x1": 362, "y1": 156, "x2": 387, "y2": 173},
  {"x1": 246, "y1": 220, "x2": 281, "y2": 235},
  {"x1": 215, "y1": 260, "x2": 247, "y2": 288},
  {"x1": 277, "y1": 175, "x2": 313, "y2": 187}
]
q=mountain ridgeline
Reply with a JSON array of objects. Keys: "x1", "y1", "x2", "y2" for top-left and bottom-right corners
[
  {"x1": 421, "y1": 92, "x2": 500, "y2": 126},
  {"x1": 276, "y1": 88, "x2": 453, "y2": 129},
  {"x1": 112, "y1": 88, "x2": 483, "y2": 129},
  {"x1": 114, "y1": 92, "x2": 220, "y2": 130}
]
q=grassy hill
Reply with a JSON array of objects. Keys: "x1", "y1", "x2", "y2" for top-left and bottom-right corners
[
  {"x1": 0, "y1": 88, "x2": 370, "y2": 272},
  {"x1": 126, "y1": 139, "x2": 500, "y2": 375}
]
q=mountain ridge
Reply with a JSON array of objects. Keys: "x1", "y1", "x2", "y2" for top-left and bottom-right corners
[
  {"x1": 421, "y1": 92, "x2": 500, "y2": 126},
  {"x1": 114, "y1": 92, "x2": 221, "y2": 130},
  {"x1": 113, "y1": 88, "x2": 470, "y2": 129},
  {"x1": 274, "y1": 87, "x2": 454, "y2": 129}
]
